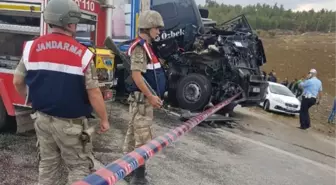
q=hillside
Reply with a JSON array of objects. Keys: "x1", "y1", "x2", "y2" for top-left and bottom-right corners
[
  {"x1": 261, "y1": 32, "x2": 335, "y2": 95},
  {"x1": 260, "y1": 32, "x2": 335, "y2": 135}
]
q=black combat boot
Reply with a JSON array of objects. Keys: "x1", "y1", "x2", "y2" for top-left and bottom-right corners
[{"x1": 130, "y1": 165, "x2": 149, "y2": 185}]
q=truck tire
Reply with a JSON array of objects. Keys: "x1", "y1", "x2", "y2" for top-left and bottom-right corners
[
  {"x1": 0, "y1": 98, "x2": 8, "y2": 130},
  {"x1": 176, "y1": 73, "x2": 212, "y2": 111}
]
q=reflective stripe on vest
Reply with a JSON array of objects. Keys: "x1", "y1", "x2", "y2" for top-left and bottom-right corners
[
  {"x1": 127, "y1": 37, "x2": 161, "y2": 70},
  {"x1": 22, "y1": 33, "x2": 94, "y2": 118},
  {"x1": 22, "y1": 38, "x2": 93, "y2": 76}
]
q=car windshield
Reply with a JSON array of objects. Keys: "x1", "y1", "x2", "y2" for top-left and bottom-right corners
[{"x1": 269, "y1": 84, "x2": 295, "y2": 97}]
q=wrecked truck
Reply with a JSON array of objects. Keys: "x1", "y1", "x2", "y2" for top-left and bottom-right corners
[{"x1": 115, "y1": 0, "x2": 268, "y2": 113}]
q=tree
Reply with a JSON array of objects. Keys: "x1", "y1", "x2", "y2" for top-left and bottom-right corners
[{"x1": 202, "y1": 3, "x2": 336, "y2": 32}]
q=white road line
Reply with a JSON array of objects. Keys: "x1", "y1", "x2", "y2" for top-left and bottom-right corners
[{"x1": 218, "y1": 129, "x2": 336, "y2": 174}]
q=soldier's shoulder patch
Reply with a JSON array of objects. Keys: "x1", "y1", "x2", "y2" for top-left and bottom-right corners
[{"x1": 131, "y1": 47, "x2": 146, "y2": 63}]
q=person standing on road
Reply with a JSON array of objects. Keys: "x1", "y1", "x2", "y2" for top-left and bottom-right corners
[
  {"x1": 288, "y1": 79, "x2": 297, "y2": 92},
  {"x1": 328, "y1": 96, "x2": 336, "y2": 124},
  {"x1": 122, "y1": 10, "x2": 166, "y2": 185},
  {"x1": 298, "y1": 69, "x2": 323, "y2": 130},
  {"x1": 267, "y1": 71, "x2": 277, "y2": 82},
  {"x1": 12, "y1": 0, "x2": 110, "y2": 184},
  {"x1": 293, "y1": 76, "x2": 304, "y2": 97},
  {"x1": 281, "y1": 77, "x2": 289, "y2": 87},
  {"x1": 262, "y1": 71, "x2": 267, "y2": 80}
]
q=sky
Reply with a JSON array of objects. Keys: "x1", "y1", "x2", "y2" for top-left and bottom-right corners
[{"x1": 195, "y1": 0, "x2": 336, "y2": 11}]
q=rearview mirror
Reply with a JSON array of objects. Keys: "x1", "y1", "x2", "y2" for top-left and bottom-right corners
[{"x1": 199, "y1": 8, "x2": 209, "y2": 18}]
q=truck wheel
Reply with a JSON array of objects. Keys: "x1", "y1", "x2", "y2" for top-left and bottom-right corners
[
  {"x1": 176, "y1": 73, "x2": 212, "y2": 111},
  {"x1": 0, "y1": 98, "x2": 8, "y2": 130}
]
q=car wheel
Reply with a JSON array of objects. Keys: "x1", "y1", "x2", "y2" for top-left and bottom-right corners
[
  {"x1": 176, "y1": 73, "x2": 212, "y2": 111},
  {"x1": 263, "y1": 100, "x2": 270, "y2": 111}
]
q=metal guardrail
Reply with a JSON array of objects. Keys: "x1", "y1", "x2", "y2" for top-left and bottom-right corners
[{"x1": 72, "y1": 92, "x2": 242, "y2": 185}]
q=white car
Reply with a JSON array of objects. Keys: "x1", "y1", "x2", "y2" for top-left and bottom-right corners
[{"x1": 260, "y1": 82, "x2": 301, "y2": 115}]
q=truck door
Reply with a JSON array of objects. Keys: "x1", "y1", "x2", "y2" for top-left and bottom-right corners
[{"x1": 151, "y1": 0, "x2": 204, "y2": 48}]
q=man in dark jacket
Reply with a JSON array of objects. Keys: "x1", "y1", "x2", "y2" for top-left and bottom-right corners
[
  {"x1": 281, "y1": 77, "x2": 289, "y2": 87},
  {"x1": 267, "y1": 71, "x2": 277, "y2": 82}
]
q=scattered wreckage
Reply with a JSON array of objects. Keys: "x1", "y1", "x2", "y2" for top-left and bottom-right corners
[{"x1": 115, "y1": 14, "x2": 268, "y2": 115}]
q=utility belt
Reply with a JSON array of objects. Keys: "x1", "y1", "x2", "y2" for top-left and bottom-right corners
[
  {"x1": 34, "y1": 111, "x2": 95, "y2": 153},
  {"x1": 303, "y1": 94, "x2": 316, "y2": 99},
  {"x1": 34, "y1": 111, "x2": 86, "y2": 125}
]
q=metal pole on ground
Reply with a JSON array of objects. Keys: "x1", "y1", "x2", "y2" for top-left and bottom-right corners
[{"x1": 72, "y1": 92, "x2": 241, "y2": 185}]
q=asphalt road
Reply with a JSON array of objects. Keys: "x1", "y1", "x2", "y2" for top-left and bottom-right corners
[
  {"x1": 100, "y1": 103, "x2": 336, "y2": 185},
  {"x1": 0, "y1": 102, "x2": 335, "y2": 185}
]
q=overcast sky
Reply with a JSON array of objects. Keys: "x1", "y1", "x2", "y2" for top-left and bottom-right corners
[{"x1": 195, "y1": 0, "x2": 336, "y2": 11}]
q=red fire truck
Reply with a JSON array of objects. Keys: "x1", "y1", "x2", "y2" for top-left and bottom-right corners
[{"x1": 0, "y1": 0, "x2": 142, "y2": 133}]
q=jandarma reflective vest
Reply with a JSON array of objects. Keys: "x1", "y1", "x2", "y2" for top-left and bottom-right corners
[
  {"x1": 22, "y1": 33, "x2": 94, "y2": 118},
  {"x1": 127, "y1": 37, "x2": 166, "y2": 98}
]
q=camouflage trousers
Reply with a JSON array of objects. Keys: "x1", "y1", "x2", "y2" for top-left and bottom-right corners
[
  {"x1": 34, "y1": 111, "x2": 96, "y2": 185},
  {"x1": 122, "y1": 92, "x2": 154, "y2": 154}
]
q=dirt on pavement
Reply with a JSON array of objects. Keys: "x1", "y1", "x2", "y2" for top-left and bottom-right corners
[{"x1": 0, "y1": 102, "x2": 334, "y2": 185}]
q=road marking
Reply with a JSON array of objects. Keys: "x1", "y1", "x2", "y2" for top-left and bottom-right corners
[{"x1": 218, "y1": 129, "x2": 336, "y2": 174}]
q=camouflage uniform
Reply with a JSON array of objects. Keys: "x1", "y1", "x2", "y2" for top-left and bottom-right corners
[
  {"x1": 122, "y1": 46, "x2": 154, "y2": 154},
  {"x1": 14, "y1": 59, "x2": 100, "y2": 185},
  {"x1": 13, "y1": 0, "x2": 105, "y2": 184},
  {"x1": 122, "y1": 10, "x2": 165, "y2": 185}
]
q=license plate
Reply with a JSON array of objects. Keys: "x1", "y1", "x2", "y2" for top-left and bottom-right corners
[
  {"x1": 287, "y1": 107, "x2": 295, "y2": 111},
  {"x1": 252, "y1": 87, "x2": 260, "y2": 93}
]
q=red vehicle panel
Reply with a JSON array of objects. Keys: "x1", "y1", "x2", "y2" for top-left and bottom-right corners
[
  {"x1": 0, "y1": 0, "x2": 127, "y2": 116},
  {"x1": 73, "y1": 0, "x2": 101, "y2": 14},
  {"x1": 0, "y1": 71, "x2": 27, "y2": 116}
]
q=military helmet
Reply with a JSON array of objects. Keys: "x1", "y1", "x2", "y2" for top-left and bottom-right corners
[
  {"x1": 43, "y1": 0, "x2": 82, "y2": 27},
  {"x1": 138, "y1": 10, "x2": 164, "y2": 29}
]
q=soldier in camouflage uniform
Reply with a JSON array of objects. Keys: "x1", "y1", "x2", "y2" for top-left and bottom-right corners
[
  {"x1": 122, "y1": 10, "x2": 166, "y2": 185},
  {"x1": 12, "y1": 0, "x2": 110, "y2": 184}
]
